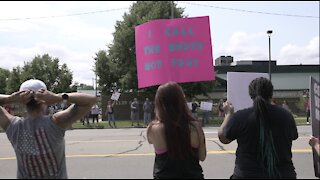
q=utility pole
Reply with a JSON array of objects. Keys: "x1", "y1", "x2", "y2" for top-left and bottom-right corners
[
  {"x1": 267, "y1": 30, "x2": 273, "y2": 81},
  {"x1": 95, "y1": 74, "x2": 97, "y2": 97}
]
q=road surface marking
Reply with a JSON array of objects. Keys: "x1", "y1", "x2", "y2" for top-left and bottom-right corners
[{"x1": 0, "y1": 149, "x2": 313, "y2": 160}]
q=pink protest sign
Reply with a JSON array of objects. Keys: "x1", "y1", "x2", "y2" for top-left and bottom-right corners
[{"x1": 135, "y1": 16, "x2": 215, "y2": 88}]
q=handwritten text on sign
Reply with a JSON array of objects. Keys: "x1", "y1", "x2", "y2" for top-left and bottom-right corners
[{"x1": 135, "y1": 16, "x2": 215, "y2": 88}]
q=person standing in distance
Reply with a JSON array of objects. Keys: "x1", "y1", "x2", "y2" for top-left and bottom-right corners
[
  {"x1": 0, "y1": 79, "x2": 96, "y2": 179},
  {"x1": 130, "y1": 98, "x2": 140, "y2": 127},
  {"x1": 106, "y1": 100, "x2": 116, "y2": 128},
  {"x1": 143, "y1": 98, "x2": 152, "y2": 127}
]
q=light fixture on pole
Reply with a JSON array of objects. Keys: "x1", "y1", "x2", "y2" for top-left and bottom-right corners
[{"x1": 267, "y1": 30, "x2": 273, "y2": 81}]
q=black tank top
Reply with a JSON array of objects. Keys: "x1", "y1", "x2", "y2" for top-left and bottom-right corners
[{"x1": 153, "y1": 148, "x2": 204, "y2": 179}]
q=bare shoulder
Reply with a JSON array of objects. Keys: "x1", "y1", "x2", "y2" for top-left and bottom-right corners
[
  {"x1": 146, "y1": 120, "x2": 164, "y2": 144},
  {"x1": 148, "y1": 121, "x2": 164, "y2": 132}
]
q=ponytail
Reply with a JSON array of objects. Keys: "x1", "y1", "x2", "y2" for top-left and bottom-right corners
[{"x1": 250, "y1": 77, "x2": 280, "y2": 178}]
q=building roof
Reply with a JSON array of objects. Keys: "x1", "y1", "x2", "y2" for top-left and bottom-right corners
[{"x1": 215, "y1": 61, "x2": 319, "y2": 91}]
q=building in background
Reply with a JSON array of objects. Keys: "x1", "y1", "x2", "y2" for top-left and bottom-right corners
[{"x1": 197, "y1": 56, "x2": 319, "y2": 115}]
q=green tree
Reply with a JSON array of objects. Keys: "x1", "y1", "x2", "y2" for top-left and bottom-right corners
[
  {"x1": 20, "y1": 54, "x2": 73, "y2": 93},
  {"x1": 295, "y1": 96, "x2": 307, "y2": 114},
  {"x1": 6, "y1": 67, "x2": 22, "y2": 94},
  {"x1": 0, "y1": 68, "x2": 10, "y2": 94},
  {"x1": 94, "y1": 50, "x2": 118, "y2": 93}
]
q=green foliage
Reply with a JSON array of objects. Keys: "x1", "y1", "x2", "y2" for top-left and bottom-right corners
[
  {"x1": 94, "y1": 50, "x2": 119, "y2": 93},
  {"x1": 5, "y1": 54, "x2": 73, "y2": 94},
  {"x1": 6, "y1": 67, "x2": 22, "y2": 94},
  {"x1": 295, "y1": 96, "x2": 307, "y2": 113},
  {"x1": 0, "y1": 68, "x2": 10, "y2": 94}
]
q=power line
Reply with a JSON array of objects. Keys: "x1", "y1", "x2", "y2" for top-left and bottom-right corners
[
  {"x1": 0, "y1": 2, "x2": 318, "y2": 22},
  {"x1": 179, "y1": 1, "x2": 319, "y2": 19},
  {"x1": 0, "y1": 7, "x2": 129, "y2": 21}
]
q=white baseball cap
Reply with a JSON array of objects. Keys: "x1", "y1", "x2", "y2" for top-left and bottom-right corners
[{"x1": 19, "y1": 79, "x2": 47, "y2": 92}]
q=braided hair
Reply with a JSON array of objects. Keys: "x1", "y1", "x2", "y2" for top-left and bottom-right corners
[{"x1": 249, "y1": 77, "x2": 280, "y2": 179}]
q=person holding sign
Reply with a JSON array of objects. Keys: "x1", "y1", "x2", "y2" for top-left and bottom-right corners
[
  {"x1": 218, "y1": 77, "x2": 298, "y2": 179},
  {"x1": 309, "y1": 136, "x2": 320, "y2": 156},
  {"x1": 191, "y1": 100, "x2": 199, "y2": 118},
  {"x1": 201, "y1": 100, "x2": 213, "y2": 126},
  {"x1": 146, "y1": 82, "x2": 206, "y2": 179},
  {"x1": 106, "y1": 100, "x2": 116, "y2": 128}
]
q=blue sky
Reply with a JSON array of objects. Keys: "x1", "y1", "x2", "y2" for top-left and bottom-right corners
[{"x1": 0, "y1": 1, "x2": 318, "y2": 86}]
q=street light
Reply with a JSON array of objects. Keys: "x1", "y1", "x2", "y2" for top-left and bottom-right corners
[{"x1": 267, "y1": 30, "x2": 273, "y2": 81}]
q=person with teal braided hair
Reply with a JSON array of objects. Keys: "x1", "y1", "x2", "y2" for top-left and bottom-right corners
[{"x1": 218, "y1": 77, "x2": 298, "y2": 179}]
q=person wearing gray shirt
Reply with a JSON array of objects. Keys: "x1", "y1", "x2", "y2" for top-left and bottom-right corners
[
  {"x1": 0, "y1": 79, "x2": 96, "y2": 179},
  {"x1": 131, "y1": 98, "x2": 140, "y2": 127},
  {"x1": 143, "y1": 98, "x2": 152, "y2": 126}
]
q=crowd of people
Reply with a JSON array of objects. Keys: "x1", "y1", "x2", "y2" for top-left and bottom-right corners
[{"x1": 0, "y1": 78, "x2": 318, "y2": 179}]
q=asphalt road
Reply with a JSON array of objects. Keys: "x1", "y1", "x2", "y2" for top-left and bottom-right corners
[{"x1": 0, "y1": 125, "x2": 317, "y2": 179}]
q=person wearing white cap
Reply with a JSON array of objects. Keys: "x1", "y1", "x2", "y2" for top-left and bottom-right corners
[{"x1": 0, "y1": 79, "x2": 97, "y2": 179}]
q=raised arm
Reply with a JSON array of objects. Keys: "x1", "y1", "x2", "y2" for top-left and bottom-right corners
[
  {"x1": 218, "y1": 101, "x2": 234, "y2": 144},
  {"x1": 34, "y1": 90, "x2": 97, "y2": 129},
  {"x1": 0, "y1": 91, "x2": 33, "y2": 130}
]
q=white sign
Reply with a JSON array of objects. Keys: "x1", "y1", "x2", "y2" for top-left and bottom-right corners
[
  {"x1": 227, "y1": 72, "x2": 269, "y2": 112},
  {"x1": 200, "y1": 101, "x2": 213, "y2": 111},
  {"x1": 187, "y1": 102, "x2": 192, "y2": 110},
  {"x1": 111, "y1": 92, "x2": 121, "y2": 101}
]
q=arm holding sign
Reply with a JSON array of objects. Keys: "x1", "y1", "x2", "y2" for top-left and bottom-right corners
[
  {"x1": 309, "y1": 136, "x2": 320, "y2": 156},
  {"x1": 218, "y1": 101, "x2": 234, "y2": 144}
]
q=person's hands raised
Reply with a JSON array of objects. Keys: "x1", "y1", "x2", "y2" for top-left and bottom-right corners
[
  {"x1": 34, "y1": 89, "x2": 59, "y2": 105},
  {"x1": 9, "y1": 90, "x2": 34, "y2": 104},
  {"x1": 223, "y1": 101, "x2": 234, "y2": 115}
]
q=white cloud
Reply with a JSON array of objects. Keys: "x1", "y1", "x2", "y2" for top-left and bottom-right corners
[
  {"x1": 214, "y1": 32, "x2": 319, "y2": 65},
  {"x1": 214, "y1": 32, "x2": 267, "y2": 61},
  {"x1": 279, "y1": 36, "x2": 319, "y2": 65}
]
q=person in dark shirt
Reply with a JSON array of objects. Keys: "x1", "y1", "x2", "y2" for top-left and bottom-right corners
[
  {"x1": 147, "y1": 82, "x2": 206, "y2": 179},
  {"x1": 191, "y1": 100, "x2": 198, "y2": 118},
  {"x1": 218, "y1": 77, "x2": 298, "y2": 179}
]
